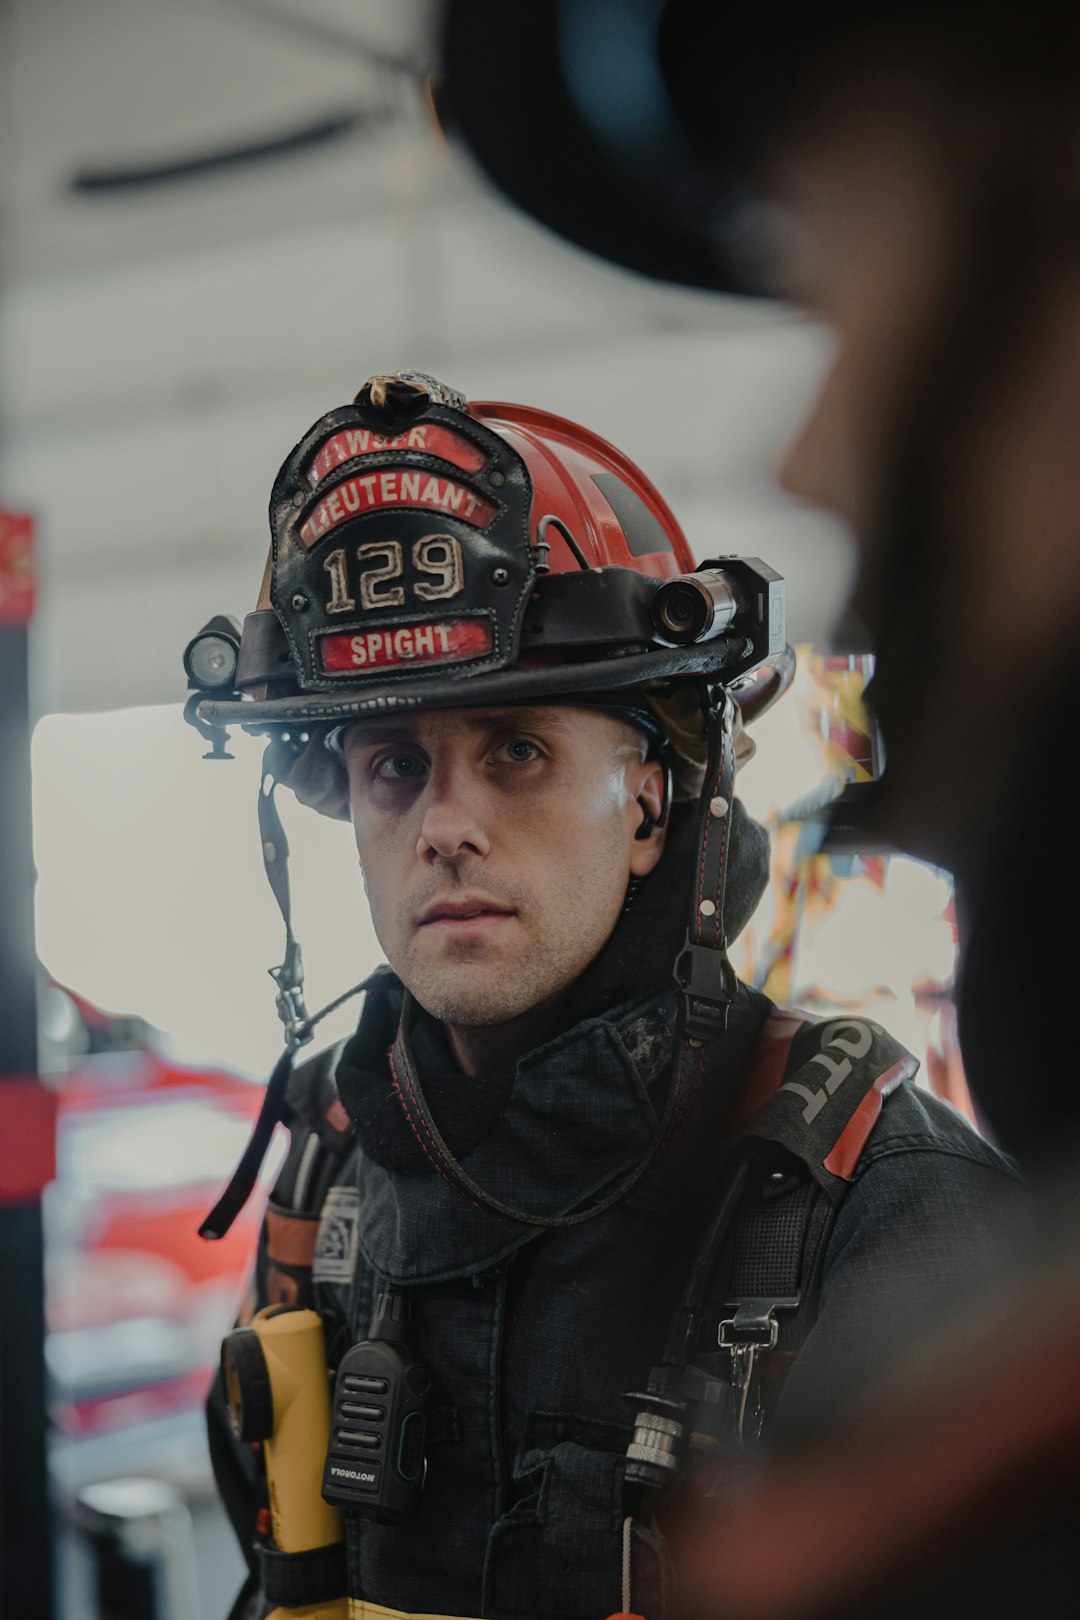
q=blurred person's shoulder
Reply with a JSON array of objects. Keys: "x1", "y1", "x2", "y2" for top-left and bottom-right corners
[{"x1": 862, "y1": 1081, "x2": 1022, "y2": 1183}]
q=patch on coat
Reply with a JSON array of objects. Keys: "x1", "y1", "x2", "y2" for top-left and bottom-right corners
[{"x1": 313, "y1": 1185, "x2": 360, "y2": 1283}]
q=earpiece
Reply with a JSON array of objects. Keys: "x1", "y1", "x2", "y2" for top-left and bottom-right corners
[
  {"x1": 634, "y1": 799, "x2": 658, "y2": 841},
  {"x1": 634, "y1": 766, "x2": 672, "y2": 841}
]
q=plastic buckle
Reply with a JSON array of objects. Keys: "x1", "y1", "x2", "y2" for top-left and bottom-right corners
[
  {"x1": 677, "y1": 933, "x2": 736, "y2": 1042},
  {"x1": 700, "y1": 684, "x2": 736, "y2": 735},
  {"x1": 269, "y1": 943, "x2": 313, "y2": 1052}
]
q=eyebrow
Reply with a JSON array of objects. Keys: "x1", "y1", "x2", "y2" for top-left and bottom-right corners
[
  {"x1": 343, "y1": 706, "x2": 572, "y2": 748},
  {"x1": 462, "y1": 707, "x2": 571, "y2": 733}
]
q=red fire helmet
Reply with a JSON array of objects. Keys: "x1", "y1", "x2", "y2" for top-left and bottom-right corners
[{"x1": 189, "y1": 371, "x2": 783, "y2": 746}]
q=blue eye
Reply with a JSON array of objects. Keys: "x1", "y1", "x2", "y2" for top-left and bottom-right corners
[{"x1": 505, "y1": 739, "x2": 538, "y2": 763}]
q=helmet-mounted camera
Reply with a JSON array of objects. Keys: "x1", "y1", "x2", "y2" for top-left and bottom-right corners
[{"x1": 651, "y1": 559, "x2": 783, "y2": 664}]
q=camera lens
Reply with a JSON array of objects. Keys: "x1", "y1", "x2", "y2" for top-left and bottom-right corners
[
  {"x1": 651, "y1": 570, "x2": 742, "y2": 645},
  {"x1": 657, "y1": 588, "x2": 699, "y2": 634},
  {"x1": 652, "y1": 578, "x2": 717, "y2": 644}
]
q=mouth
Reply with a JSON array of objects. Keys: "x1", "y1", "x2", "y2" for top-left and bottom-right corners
[{"x1": 416, "y1": 898, "x2": 517, "y2": 931}]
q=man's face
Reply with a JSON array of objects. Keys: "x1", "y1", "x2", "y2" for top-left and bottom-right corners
[{"x1": 341, "y1": 704, "x2": 666, "y2": 1030}]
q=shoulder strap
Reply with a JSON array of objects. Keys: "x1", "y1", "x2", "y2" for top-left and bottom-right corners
[
  {"x1": 208, "y1": 1038, "x2": 362, "y2": 1616},
  {"x1": 260, "y1": 1038, "x2": 355, "y2": 1310},
  {"x1": 734, "y1": 1010, "x2": 918, "y2": 1196},
  {"x1": 713, "y1": 1164, "x2": 837, "y2": 1442},
  {"x1": 698, "y1": 1010, "x2": 918, "y2": 1442}
]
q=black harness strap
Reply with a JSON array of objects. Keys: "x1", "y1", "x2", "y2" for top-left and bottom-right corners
[
  {"x1": 712, "y1": 1167, "x2": 837, "y2": 1444},
  {"x1": 199, "y1": 1045, "x2": 296, "y2": 1241},
  {"x1": 259, "y1": 1541, "x2": 347, "y2": 1609},
  {"x1": 198, "y1": 983, "x2": 382, "y2": 1242},
  {"x1": 628, "y1": 1007, "x2": 917, "y2": 1468},
  {"x1": 705, "y1": 1010, "x2": 918, "y2": 1442}
]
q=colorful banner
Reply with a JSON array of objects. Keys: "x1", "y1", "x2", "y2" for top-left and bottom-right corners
[{"x1": 734, "y1": 644, "x2": 977, "y2": 1126}]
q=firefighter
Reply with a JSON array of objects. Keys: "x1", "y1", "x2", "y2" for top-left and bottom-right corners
[{"x1": 187, "y1": 372, "x2": 1018, "y2": 1620}]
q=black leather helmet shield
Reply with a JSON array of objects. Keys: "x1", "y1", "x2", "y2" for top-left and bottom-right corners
[
  {"x1": 268, "y1": 401, "x2": 536, "y2": 696},
  {"x1": 198, "y1": 388, "x2": 767, "y2": 730},
  {"x1": 193, "y1": 366, "x2": 790, "y2": 738}
]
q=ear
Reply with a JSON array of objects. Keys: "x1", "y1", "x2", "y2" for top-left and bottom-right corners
[{"x1": 628, "y1": 758, "x2": 669, "y2": 877}]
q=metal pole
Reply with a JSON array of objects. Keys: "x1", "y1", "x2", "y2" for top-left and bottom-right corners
[{"x1": 0, "y1": 508, "x2": 56, "y2": 1617}]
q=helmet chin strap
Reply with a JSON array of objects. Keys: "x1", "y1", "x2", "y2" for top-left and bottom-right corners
[
  {"x1": 198, "y1": 742, "x2": 377, "y2": 1241},
  {"x1": 675, "y1": 683, "x2": 739, "y2": 1042},
  {"x1": 256, "y1": 746, "x2": 313, "y2": 1052}
]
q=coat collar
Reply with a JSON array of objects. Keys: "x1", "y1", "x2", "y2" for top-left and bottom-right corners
[{"x1": 336, "y1": 980, "x2": 770, "y2": 1285}]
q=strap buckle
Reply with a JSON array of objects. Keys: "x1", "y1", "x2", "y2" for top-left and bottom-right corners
[
  {"x1": 677, "y1": 933, "x2": 737, "y2": 1041},
  {"x1": 269, "y1": 940, "x2": 313, "y2": 1052},
  {"x1": 718, "y1": 1299, "x2": 795, "y2": 1351},
  {"x1": 718, "y1": 1297, "x2": 799, "y2": 1444},
  {"x1": 707, "y1": 686, "x2": 737, "y2": 732}
]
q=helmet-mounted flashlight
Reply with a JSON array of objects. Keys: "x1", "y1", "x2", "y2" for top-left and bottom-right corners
[
  {"x1": 183, "y1": 614, "x2": 243, "y2": 691},
  {"x1": 183, "y1": 614, "x2": 244, "y2": 760}
]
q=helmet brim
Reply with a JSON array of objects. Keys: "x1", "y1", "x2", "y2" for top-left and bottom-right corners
[{"x1": 199, "y1": 642, "x2": 737, "y2": 729}]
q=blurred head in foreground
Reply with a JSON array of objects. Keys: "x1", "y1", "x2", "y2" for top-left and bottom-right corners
[
  {"x1": 434, "y1": 12, "x2": 1080, "y2": 1614},
  {"x1": 437, "y1": 0, "x2": 1080, "y2": 1163}
]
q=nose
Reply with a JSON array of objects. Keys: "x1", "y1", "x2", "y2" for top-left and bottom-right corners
[
  {"x1": 416, "y1": 763, "x2": 491, "y2": 863},
  {"x1": 778, "y1": 346, "x2": 859, "y2": 524}
]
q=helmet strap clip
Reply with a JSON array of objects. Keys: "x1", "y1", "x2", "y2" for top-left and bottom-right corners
[
  {"x1": 676, "y1": 685, "x2": 739, "y2": 1043},
  {"x1": 257, "y1": 745, "x2": 313, "y2": 1052},
  {"x1": 197, "y1": 747, "x2": 387, "y2": 1242},
  {"x1": 182, "y1": 692, "x2": 234, "y2": 760}
]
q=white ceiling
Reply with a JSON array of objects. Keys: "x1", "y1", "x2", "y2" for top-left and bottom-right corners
[
  {"x1": 4, "y1": 0, "x2": 438, "y2": 282},
  {"x1": 1, "y1": 0, "x2": 850, "y2": 716}
]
